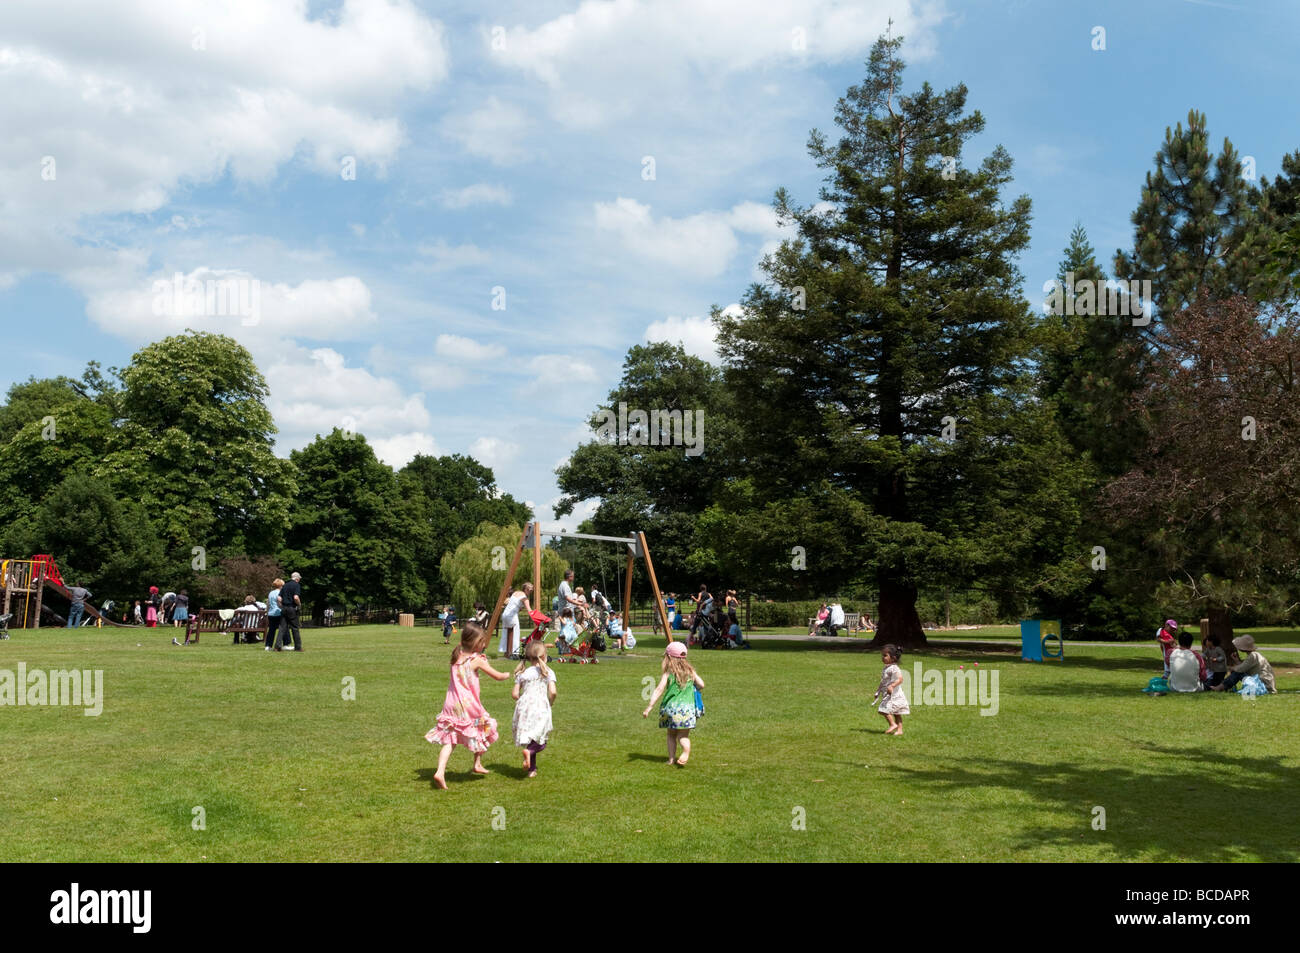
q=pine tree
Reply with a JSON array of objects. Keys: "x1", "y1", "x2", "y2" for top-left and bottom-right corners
[
  {"x1": 1041, "y1": 223, "x2": 1143, "y2": 478},
  {"x1": 716, "y1": 33, "x2": 1075, "y2": 647},
  {"x1": 1114, "y1": 110, "x2": 1268, "y2": 319}
]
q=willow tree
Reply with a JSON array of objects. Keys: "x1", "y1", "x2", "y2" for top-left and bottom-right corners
[
  {"x1": 439, "y1": 523, "x2": 568, "y2": 621},
  {"x1": 716, "y1": 33, "x2": 1077, "y2": 646}
]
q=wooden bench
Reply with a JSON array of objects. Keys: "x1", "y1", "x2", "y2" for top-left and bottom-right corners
[
  {"x1": 806, "y1": 612, "x2": 862, "y2": 633},
  {"x1": 185, "y1": 608, "x2": 269, "y2": 644}
]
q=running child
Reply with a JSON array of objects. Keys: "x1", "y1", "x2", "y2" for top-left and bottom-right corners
[
  {"x1": 442, "y1": 605, "x2": 458, "y2": 645},
  {"x1": 874, "y1": 644, "x2": 910, "y2": 735},
  {"x1": 642, "y1": 641, "x2": 705, "y2": 766},
  {"x1": 511, "y1": 640, "x2": 557, "y2": 778},
  {"x1": 426, "y1": 621, "x2": 509, "y2": 790}
]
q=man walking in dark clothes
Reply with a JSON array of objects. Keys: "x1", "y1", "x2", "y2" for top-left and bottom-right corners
[{"x1": 277, "y1": 571, "x2": 304, "y2": 652}]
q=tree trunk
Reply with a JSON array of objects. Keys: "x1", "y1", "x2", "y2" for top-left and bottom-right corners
[{"x1": 869, "y1": 576, "x2": 927, "y2": 648}]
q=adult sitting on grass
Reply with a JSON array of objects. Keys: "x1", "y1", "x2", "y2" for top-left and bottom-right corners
[
  {"x1": 1167, "y1": 631, "x2": 1207, "y2": 693},
  {"x1": 1211, "y1": 635, "x2": 1277, "y2": 694}
]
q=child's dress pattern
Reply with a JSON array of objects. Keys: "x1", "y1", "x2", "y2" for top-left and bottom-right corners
[
  {"x1": 659, "y1": 675, "x2": 700, "y2": 729},
  {"x1": 512, "y1": 666, "x2": 556, "y2": 747},
  {"x1": 877, "y1": 663, "x2": 910, "y2": 715},
  {"x1": 426, "y1": 653, "x2": 499, "y2": 753}
]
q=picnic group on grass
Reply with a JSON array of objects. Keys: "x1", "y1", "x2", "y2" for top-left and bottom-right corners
[{"x1": 1149, "y1": 619, "x2": 1277, "y2": 696}]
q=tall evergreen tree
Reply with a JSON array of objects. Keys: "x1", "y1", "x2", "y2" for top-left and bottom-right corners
[
  {"x1": 715, "y1": 33, "x2": 1076, "y2": 646},
  {"x1": 1114, "y1": 110, "x2": 1270, "y2": 319}
]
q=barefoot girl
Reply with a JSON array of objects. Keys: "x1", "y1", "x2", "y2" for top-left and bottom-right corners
[
  {"x1": 642, "y1": 641, "x2": 705, "y2": 765},
  {"x1": 511, "y1": 640, "x2": 557, "y2": 778},
  {"x1": 427, "y1": 621, "x2": 509, "y2": 789},
  {"x1": 874, "y1": 643, "x2": 909, "y2": 735}
]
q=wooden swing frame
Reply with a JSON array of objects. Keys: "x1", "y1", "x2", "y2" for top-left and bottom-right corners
[{"x1": 486, "y1": 522, "x2": 672, "y2": 655}]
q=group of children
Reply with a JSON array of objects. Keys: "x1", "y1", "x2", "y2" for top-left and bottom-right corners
[
  {"x1": 1154, "y1": 619, "x2": 1277, "y2": 694},
  {"x1": 425, "y1": 620, "x2": 703, "y2": 787}
]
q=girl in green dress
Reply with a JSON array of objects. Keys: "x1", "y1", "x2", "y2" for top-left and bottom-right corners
[{"x1": 642, "y1": 641, "x2": 705, "y2": 765}]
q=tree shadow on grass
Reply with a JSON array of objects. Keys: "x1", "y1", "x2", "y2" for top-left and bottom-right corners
[{"x1": 888, "y1": 744, "x2": 1300, "y2": 861}]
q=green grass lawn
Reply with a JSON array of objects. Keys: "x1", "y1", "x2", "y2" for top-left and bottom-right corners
[
  {"x1": 752, "y1": 623, "x2": 1300, "y2": 649},
  {"x1": 1, "y1": 625, "x2": 1296, "y2": 862}
]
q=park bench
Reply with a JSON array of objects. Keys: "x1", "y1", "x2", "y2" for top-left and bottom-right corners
[
  {"x1": 807, "y1": 612, "x2": 861, "y2": 633},
  {"x1": 185, "y1": 608, "x2": 269, "y2": 644}
]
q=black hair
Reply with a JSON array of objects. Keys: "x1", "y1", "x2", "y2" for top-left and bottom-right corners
[
  {"x1": 1178, "y1": 632, "x2": 1193, "y2": 649},
  {"x1": 1208, "y1": 633, "x2": 1221, "y2": 646},
  {"x1": 882, "y1": 643, "x2": 902, "y2": 662}
]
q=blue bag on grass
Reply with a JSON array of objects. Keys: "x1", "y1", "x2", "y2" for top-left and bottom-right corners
[
  {"x1": 694, "y1": 687, "x2": 705, "y2": 716},
  {"x1": 1239, "y1": 675, "x2": 1268, "y2": 696},
  {"x1": 1142, "y1": 676, "x2": 1169, "y2": 694}
]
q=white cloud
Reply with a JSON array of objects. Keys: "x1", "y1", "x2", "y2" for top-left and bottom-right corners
[
  {"x1": 644, "y1": 307, "x2": 739, "y2": 364},
  {"x1": 441, "y1": 96, "x2": 533, "y2": 165},
  {"x1": 436, "y1": 334, "x2": 506, "y2": 363},
  {"x1": 82, "y1": 267, "x2": 377, "y2": 346},
  {"x1": 370, "y1": 432, "x2": 441, "y2": 467},
  {"x1": 415, "y1": 240, "x2": 492, "y2": 271},
  {"x1": 535, "y1": 496, "x2": 600, "y2": 532},
  {"x1": 594, "y1": 198, "x2": 786, "y2": 277},
  {"x1": 469, "y1": 436, "x2": 521, "y2": 472},
  {"x1": 266, "y1": 347, "x2": 444, "y2": 461},
  {"x1": 528, "y1": 354, "x2": 598, "y2": 386},
  {"x1": 439, "y1": 183, "x2": 513, "y2": 208},
  {"x1": 0, "y1": 0, "x2": 448, "y2": 277},
  {"x1": 493, "y1": 0, "x2": 944, "y2": 126}
]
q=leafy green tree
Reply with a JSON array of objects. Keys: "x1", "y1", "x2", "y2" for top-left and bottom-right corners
[
  {"x1": 278, "y1": 430, "x2": 423, "y2": 617},
  {"x1": 439, "y1": 522, "x2": 568, "y2": 621},
  {"x1": 397, "y1": 454, "x2": 531, "y2": 600},
  {"x1": 104, "y1": 331, "x2": 296, "y2": 567},
  {"x1": 3, "y1": 473, "x2": 166, "y2": 604},
  {"x1": 1104, "y1": 296, "x2": 1300, "y2": 639},
  {"x1": 714, "y1": 33, "x2": 1078, "y2": 646},
  {"x1": 0, "y1": 399, "x2": 115, "y2": 531},
  {"x1": 554, "y1": 342, "x2": 736, "y2": 593}
]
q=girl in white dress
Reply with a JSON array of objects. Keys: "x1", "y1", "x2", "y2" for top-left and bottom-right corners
[
  {"x1": 511, "y1": 640, "x2": 557, "y2": 777},
  {"x1": 874, "y1": 644, "x2": 910, "y2": 736}
]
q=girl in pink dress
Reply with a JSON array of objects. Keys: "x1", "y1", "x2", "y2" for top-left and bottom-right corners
[{"x1": 427, "y1": 621, "x2": 509, "y2": 790}]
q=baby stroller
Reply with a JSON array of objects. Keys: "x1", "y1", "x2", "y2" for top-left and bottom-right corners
[
  {"x1": 555, "y1": 614, "x2": 601, "y2": 665},
  {"x1": 525, "y1": 609, "x2": 550, "y2": 649},
  {"x1": 696, "y1": 607, "x2": 729, "y2": 649}
]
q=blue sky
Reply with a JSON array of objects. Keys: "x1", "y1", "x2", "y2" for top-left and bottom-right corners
[{"x1": 2, "y1": 0, "x2": 1297, "y2": 525}]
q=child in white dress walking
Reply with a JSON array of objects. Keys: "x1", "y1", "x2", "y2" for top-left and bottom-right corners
[
  {"x1": 512, "y1": 640, "x2": 557, "y2": 778},
  {"x1": 874, "y1": 644, "x2": 910, "y2": 736}
]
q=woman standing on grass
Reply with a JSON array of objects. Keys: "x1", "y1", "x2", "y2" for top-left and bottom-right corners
[
  {"x1": 428, "y1": 621, "x2": 509, "y2": 790},
  {"x1": 145, "y1": 586, "x2": 161, "y2": 627},
  {"x1": 498, "y1": 582, "x2": 534, "y2": 656},
  {"x1": 642, "y1": 641, "x2": 705, "y2": 766}
]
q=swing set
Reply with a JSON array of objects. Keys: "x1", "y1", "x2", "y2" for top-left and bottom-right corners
[{"x1": 487, "y1": 522, "x2": 673, "y2": 656}]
